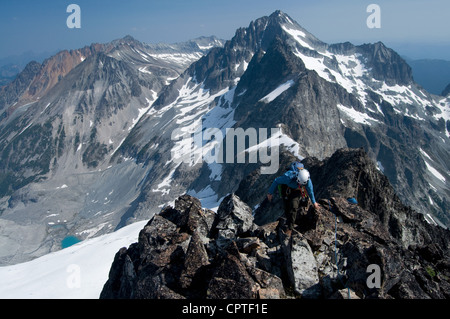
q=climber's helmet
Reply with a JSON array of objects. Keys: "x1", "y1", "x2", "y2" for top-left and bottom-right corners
[{"x1": 297, "y1": 169, "x2": 310, "y2": 186}]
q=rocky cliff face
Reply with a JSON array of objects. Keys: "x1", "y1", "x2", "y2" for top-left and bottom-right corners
[{"x1": 100, "y1": 148, "x2": 450, "y2": 299}]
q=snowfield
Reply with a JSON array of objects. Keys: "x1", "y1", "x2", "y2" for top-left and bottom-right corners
[
  {"x1": 259, "y1": 80, "x2": 295, "y2": 103},
  {"x1": 0, "y1": 220, "x2": 147, "y2": 299}
]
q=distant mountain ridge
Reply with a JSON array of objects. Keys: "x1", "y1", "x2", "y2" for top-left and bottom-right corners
[
  {"x1": 0, "y1": 35, "x2": 225, "y2": 116},
  {"x1": 0, "y1": 35, "x2": 224, "y2": 265},
  {"x1": 404, "y1": 57, "x2": 450, "y2": 96}
]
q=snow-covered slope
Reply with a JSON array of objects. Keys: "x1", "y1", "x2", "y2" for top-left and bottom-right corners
[{"x1": 0, "y1": 220, "x2": 146, "y2": 299}]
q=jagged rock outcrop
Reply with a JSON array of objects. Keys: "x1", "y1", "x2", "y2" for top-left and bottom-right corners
[
  {"x1": 100, "y1": 194, "x2": 286, "y2": 299},
  {"x1": 100, "y1": 149, "x2": 450, "y2": 299}
]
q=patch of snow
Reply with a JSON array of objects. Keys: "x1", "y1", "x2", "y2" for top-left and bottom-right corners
[
  {"x1": 17, "y1": 122, "x2": 33, "y2": 136},
  {"x1": 40, "y1": 103, "x2": 51, "y2": 115},
  {"x1": 337, "y1": 104, "x2": 380, "y2": 126},
  {"x1": 424, "y1": 214, "x2": 438, "y2": 226},
  {"x1": 376, "y1": 83, "x2": 429, "y2": 114},
  {"x1": 293, "y1": 49, "x2": 369, "y2": 107},
  {"x1": 136, "y1": 50, "x2": 151, "y2": 62},
  {"x1": 207, "y1": 162, "x2": 223, "y2": 181},
  {"x1": 165, "y1": 76, "x2": 178, "y2": 85},
  {"x1": 281, "y1": 25, "x2": 313, "y2": 50},
  {"x1": 169, "y1": 80, "x2": 234, "y2": 167},
  {"x1": 429, "y1": 182, "x2": 437, "y2": 192},
  {"x1": 151, "y1": 163, "x2": 181, "y2": 196},
  {"x1": 424, "y1": 160, "x2": 446, "y2": 184},
  {"x1": 377, "y1": 161, "x2": 385, "y2": 173},
  {"x1": 149, "y1": 52, "x2": 203, "y2": 67},
  {"x1": 138, "y1": 67, "x2": 152, "y2": 75},
  {"x1": 77, "y1": 222, "x2": 110, "y2": 239},
  {"x1": 243, "y1": 127, "x2": 303, "y2": 160},
  {"x1": 233, "y1": 60, "x2": 249, "y2": 73},
  {"x1": 197, "y1": 44, "x2": 214, "y2": 50},
  {"x1": 259, "y1": 80, "x2": 295, "y2": 103},
  {"x1": 419, "y1": 148, "x2": 432, "y2": 161},
  {"x1": 128, "y1": 93, "x2": 157, "y2": 132},
  {"x1": 435, "y1": 97, "x2": 450, "y2": 137}
]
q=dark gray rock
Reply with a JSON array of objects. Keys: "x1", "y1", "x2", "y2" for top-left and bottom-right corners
[
  {"x1": 281, "y1": 230, "x2": 320, "y2": 297},
  {"x1": 213, "y1": 193, "x2": 256, "y2": 247},
  {"x1": 100, "y1": 194, "x2": 286, "y2": 299}
]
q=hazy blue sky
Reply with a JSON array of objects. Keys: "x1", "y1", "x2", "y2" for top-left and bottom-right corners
[{"x1": 1, "y1": 0, "x2": 449, "y2": 61}]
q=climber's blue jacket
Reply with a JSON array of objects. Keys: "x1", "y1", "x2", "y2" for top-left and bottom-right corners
[{"x1": 268, "y1": 170, "x2": 317, "y2": 204}]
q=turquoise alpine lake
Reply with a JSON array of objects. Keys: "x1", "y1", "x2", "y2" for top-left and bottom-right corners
[{"x1": 61, "y1": 236, "x2": 81, "y2": 249}]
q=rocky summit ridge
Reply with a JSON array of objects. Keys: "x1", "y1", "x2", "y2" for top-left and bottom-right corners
[{"x1": 100, "y1": 148, "x2": 450, "y2": 299}]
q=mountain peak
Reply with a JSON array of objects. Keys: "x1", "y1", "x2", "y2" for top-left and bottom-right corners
[
  {"x1": 269, "y1": 9, "x2": 290, "y2": 21},
  {"x1": 110, "y1": 35, "x2": 143, "y2": 48},
  {"x1": 268, "y1": 10, "x2": 304, "y2": 29},
  {"x1": 358, "y1": 41, "x2": 413, "y2": 85},
  {"x1": 121, "y1": 34, "x2": 137, "y2": 42},
  {"x1": 267, "y1": 10, "x2": 327, "y2": 52}
]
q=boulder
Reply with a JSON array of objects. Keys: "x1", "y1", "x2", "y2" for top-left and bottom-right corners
[{"x1": 282, "y1": 231, "x2": 320, "y2": 297}]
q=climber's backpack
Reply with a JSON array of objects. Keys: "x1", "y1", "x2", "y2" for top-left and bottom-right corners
[{"x1": 278, "y1": 183, "x2": 309, "y2": 208}]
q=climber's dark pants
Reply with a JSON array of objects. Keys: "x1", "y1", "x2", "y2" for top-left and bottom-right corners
[{"x1": 282, "y1": 188, "x2": 308, "y2": 230}]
